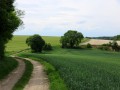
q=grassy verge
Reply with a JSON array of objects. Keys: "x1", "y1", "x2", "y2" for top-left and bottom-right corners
[
  {"x1": 18, "y1": 54, "x2": 68, "y2": 90},
  {"x1": 0, "y1": 57, "x2": 18, "y2": 80},
  {"x1": 13, "y1": 58, "x2": 33, "y2": 90}
]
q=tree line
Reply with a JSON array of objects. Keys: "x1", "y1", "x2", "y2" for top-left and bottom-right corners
[{"x1": 87, "y1": 35, "x2": 120, "y2": 40}]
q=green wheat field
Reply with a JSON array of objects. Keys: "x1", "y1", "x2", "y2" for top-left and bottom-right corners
[{"x1": 7, "y1": 35, "x2": 120, "y2": 90}]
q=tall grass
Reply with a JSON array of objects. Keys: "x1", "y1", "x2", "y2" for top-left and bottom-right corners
[
  {"x1": 0, "y1": 57, "x2": 18, "y2": 80},
  {"x1": 7, "y1": 35, "x2": 120, "y2": 89},
  {"x1": 19, "y1": 49, "x2": 120, "y2": 90}
]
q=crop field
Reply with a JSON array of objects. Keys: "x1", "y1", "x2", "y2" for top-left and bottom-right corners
[
  {"x1": 82, "y1": 39, "x2": 120, "y2": 45},
  {"x1": 6, "y1": 36, "x2": 29, "y2": 53},
  {"x1": 6, "y1": 35, "x2": 88, "y2": 54},
  {"x1": 7, "y1": 35, "x2": 120, "y2": 90},
  {"x1": 20, "y1": 49, "x2": 120, "y2": 90},
  {"x1": 6, "y1": 35, "x2": 60, "y2": 54}
]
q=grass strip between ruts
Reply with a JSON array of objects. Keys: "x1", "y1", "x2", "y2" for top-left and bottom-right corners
[
  {"x1": 13, "y1": 57, "x2": 33, "y2": 90},
  {"x1": 18, "y1": 54, "x2": 68, "y2": 90}
]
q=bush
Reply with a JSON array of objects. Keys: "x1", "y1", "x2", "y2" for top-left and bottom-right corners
[
  {"x1": 98, "y1": 41, "x2": 120, "y2": 52},
  {"x1": 98, "y1": 46, "x2": 109, "y2": 51},
  {"x1": 111, "y1": 41, "x2": 119, "y2": 51},
  {"x1": 113, "y1": 35, "x2": 120, "y2": 40},
  {"x1": 86, "y1": 43, "x2": 92, "y2": 48},
  {"x1": 43, "y1": 43, "x2": 52, "y2": 51},
  {"x1": 102, "y1": 42, "x2": 112, "y2": 47},
  {"x1": 26, "y1": 34, "x2": 45, "y2": 53}
]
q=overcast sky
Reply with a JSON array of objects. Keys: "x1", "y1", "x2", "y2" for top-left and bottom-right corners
[{"x1": 14, "y1": 0, "x2": 120, "y2": 37}]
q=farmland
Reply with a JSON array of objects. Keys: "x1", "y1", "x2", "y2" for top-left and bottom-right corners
[
  {"x1": 6, "y1": 35, "x2": 60, "y2": 54},
  {"x1": 6, "y1": 35, "x2": 120, "y2": 90},
  {"x1": 82, "y1": 39, "x2": 120, "y2": 46},
  {"x1": 20, "y1": 49, "x2": 120, "y2": 90},
  {"x1": 1, "y1": 0, "x2": 120, "y2": 89}
]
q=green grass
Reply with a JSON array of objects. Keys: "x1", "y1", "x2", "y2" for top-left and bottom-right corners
[
  {"x1": 6, "y1": 35, "x2": 87, "y2": 55},
  {"x1": 7, "y1": 35, "x2": 120, "y2": 90},
  {"x1": 18, "y1": 55, "x2": 68, "y2": 90},
  {"x1": 6, "y1": 35, "x2": 60, "y2": 54},
  {"x1": 13, "y1": 58, "x2": 33, "y2": 90},
  {"x1": 0, "y1": 57, "x2": 18, "y2": 80},
  {"x1": 42, "y1": 36, "x2": 60, "y2": 46},
  {"x1": 19, "y1": 49, "x2": 120, "y2": 90},
  {"x1": 6, "y1": 35, "x2": 29, "y2": 53}
]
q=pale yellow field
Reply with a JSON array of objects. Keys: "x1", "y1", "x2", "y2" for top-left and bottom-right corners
[{"x1": 82, "y1": 39, "x2": 120, "y2": 45}]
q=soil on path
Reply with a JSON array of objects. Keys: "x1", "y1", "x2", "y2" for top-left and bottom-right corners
[
  {"x1": 0, "y1": 58, "x2": 25, "y2": 90},
  {"x1": 24, "y1": 58, "x2": 49, "y2": 90}
]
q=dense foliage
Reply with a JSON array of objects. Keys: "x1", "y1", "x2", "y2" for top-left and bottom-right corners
[
  {"x1": 0, "y1": 0, "x2": 22, "y2": 60},
  {"x1": 86, "y1": 43, "x2": 92, "y2": 48},
  {"x1": 114, "y1": 35, "x2": 120, "y2": 40},
  {"x1": 111, "y1": 41, "x2": 120, "y2": 51},
  {"x1": 98, "y1": 41, "x2": 120, "y2": 52},
  {"x1": 43, "y1": 43, "x2": 52, "y2": 51},
  {"x1": 26, "y1": 34, "x2": 45, "y2": 52},
  {"x1": 60, "y1": 30, "x2": 84, "y2": 48}
]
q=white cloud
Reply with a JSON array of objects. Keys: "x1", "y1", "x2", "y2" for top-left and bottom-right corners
[{"x1": 14, "y1": 0, "x2": 120, "y2": 36}]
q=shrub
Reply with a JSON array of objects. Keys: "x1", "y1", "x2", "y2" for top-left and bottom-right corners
[
  {"x1": 98, "y1": 41, "x2": 120, "y2": 52},
  {"x1": 43, "y1": 43, "x2": 52, "y2": 51},
  {"x1": 111, "y1": 41, "x2": 119, "y2": 51},
  {"x1": 113, "y1": 35, "x2": 120, "y2": 40},
  {"x1": 98, "y1": 46, "x2": 103, "y2": 50},
  {"x1": 26, "y1": 34, "x2": 45, "y2": 53},
  {"x1": 86, "y1": 43, "x2": 92, "y2": 48},
  {"x1": 102, "y1": 42, "x2": 112, "y2": 47},
  {"x1": 98, "y1": 46, "x2": 109, "y2": 51}
]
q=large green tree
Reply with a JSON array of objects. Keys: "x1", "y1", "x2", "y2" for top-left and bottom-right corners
[
  {"x1": 26, "y1": 34, "x2": 45, "y2": 53},
  {"x1": 60, "y1": 30, "x2": 84, "y2": 48},
  {"x1": 0, "y1": 0, "x2": 22, "y2": 60}
]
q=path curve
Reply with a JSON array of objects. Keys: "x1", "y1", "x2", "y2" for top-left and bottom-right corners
[
  {"x1": 24, "y1": 58, "x2": 49, "y2": 90},
  {"x1": 0, "y1": 58, "x2": 25, "y2": 90}
]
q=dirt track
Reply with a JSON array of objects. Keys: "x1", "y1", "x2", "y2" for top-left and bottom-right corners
[
  {"x1": 82, "y1": 39, "x2": 120, "y2": 45},
  {"x1": 24, "y1": 58, "x2": 49, "y2": 90},
  {"x1": 0, "y1": 59, "x2": 25, "y2": 90},
  {"x1": 0, "y1": 57, "x2": 49, "y2": 90}
]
